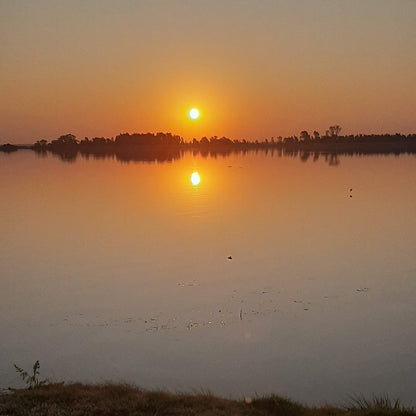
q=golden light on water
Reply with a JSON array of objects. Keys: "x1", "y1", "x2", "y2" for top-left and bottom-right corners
[{"x1": 190, "y1": 171, "x2": 201, "y2": 186}]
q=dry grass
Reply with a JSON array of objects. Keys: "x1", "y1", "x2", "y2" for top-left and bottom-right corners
[{"x1": 0, "y1": 384, "x2": 414, "y2": 416}]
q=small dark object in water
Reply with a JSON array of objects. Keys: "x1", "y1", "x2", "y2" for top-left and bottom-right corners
[
  {"x1": 228, "y1": 256, "x2": 232, "y2": 260},
  {"x1": 350, "y1": 188, "x2": 353, "y2": 192},
  {"x1": 349, "y1": 195, "x2": 352, "y2": 198}
]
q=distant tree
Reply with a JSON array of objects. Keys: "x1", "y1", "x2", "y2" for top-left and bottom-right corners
[
  {"x1": 313, "y1": 131, "x2": 320, "y2": 140},
  {"x1": 329, "y1": 125, "x2": 341, "y2": 137},
  {"x1": 92, "y1": 137, "x2": 106, "y2": 144},
  {"x1": 300, "y1": 130, "x2": 310, "y2": 141},
  {"x1": 52, "y1": 134, "x2": 78, "y2": 146},
  {"x1": 209, "y1": 136, "x2": 218, "y2": 143},
  {"x1": 218, "y1": 136, "x2": 232, "y2": 145},
  {"x1": 34, "y1": 139, "x2": 48, "y2": 148}
]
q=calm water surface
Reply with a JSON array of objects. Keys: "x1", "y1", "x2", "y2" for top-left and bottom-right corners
[{"x1": 1, "y1": 150, "x2": 415, "y2": 405}]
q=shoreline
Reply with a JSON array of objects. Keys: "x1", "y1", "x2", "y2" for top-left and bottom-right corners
[
  {"x1": 0, "y1": 383, "x2": 414, "y2": 416},
  {"x1": 1, "y1": 141, "x2": 416, "y2": 166}
]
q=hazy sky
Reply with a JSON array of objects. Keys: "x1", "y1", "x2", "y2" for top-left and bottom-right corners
[{"x1": 1, "y1": 0, "x2": 415, "y2": 142}]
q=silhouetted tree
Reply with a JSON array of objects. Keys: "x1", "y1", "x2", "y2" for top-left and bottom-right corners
[
  {"x1": 300, "y1": 131, "x2": 310, "y2": 141},
  {"x1": 34, "y1": 139, "x2": 48, "y2": 148},
  {"x1": 51, "y1": 134, "x2": 78, "y2": 146},
  {"x1": 329, "y1": 125, "x2": 341, "y2": 137}
]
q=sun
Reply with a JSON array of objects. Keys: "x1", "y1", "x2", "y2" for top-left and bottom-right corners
[
  {"x1": 189, "y1": 108, "x2": 199, "y2": 120},
  {"x1": 190, "y1": 171, "x2": 200, "y2": 186}
]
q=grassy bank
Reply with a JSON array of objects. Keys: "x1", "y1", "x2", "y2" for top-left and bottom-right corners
[{"x1": 0, "y1": 384, "x2": 414, "y2": 416}]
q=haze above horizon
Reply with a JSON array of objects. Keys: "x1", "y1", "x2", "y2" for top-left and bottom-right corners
[{"x1": 1, "y1": 0, "x2": 415, "y2": 143}]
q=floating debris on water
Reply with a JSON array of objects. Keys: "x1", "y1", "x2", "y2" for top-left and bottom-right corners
[
  {"x1": 177, "y1": 281, "x2": 200, "y2": 287},
  {"x1": 51, "y1": 283, "x2": 337, "y2": 336}
]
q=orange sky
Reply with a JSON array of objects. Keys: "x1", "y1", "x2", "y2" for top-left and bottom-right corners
[{"x1": 1, "y1": 1, "x2": 415, "y2": 143}]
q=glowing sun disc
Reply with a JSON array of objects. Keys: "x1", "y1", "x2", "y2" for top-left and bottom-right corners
[
  {"x1": 191, "y1": 172, "x2": 200, "y2": 186},
  {"x1": 189, "y1": 108, "x2": 199, "y2": 120}
]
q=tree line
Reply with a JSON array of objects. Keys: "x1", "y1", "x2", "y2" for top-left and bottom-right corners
[
  {"x1": 1, "y1": 126, "x2": 415, "y2": 154},
  {"x1": 29, "y1": 126, "x2": 415, "y2": 151}
]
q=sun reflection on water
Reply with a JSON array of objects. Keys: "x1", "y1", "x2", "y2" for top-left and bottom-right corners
[{"x1": 190, "y1": 171, "x2": 201, "y2": 186}]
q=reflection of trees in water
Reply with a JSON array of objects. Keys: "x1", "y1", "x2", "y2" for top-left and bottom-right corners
[
  {"x1": 6, "y1": 131, "x2": 409, "y2": 165},
  {"x1": 326, "y1": 154, "x2": 340, "y2": 166},
  {"x1": 53, "y1": 148, "x2": 79, "y2": 163},
  {"x1": 115, "y1": 146, "x2": 182, "y2": 163},
  {"x1": 46, "y1": 145, "x2": 182, "y2": 164},
  {"x1": 37, "y1": 144, "x2": 416, "y2": 166}
]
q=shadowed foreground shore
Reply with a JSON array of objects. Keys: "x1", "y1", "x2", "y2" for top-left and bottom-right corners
[{"x1": 1, "y1": 384, "x2": 414, "y2": 416}]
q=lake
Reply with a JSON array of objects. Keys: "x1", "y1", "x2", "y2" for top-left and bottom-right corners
[{"x1": 1, "y1": 149, "x2": 415, "y2": 405}]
